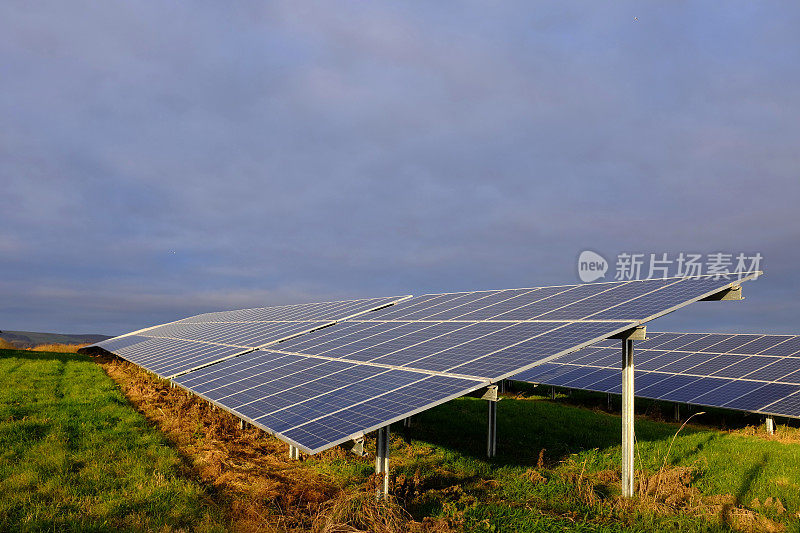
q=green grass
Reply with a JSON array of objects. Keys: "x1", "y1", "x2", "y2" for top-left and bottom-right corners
[
  {"x1": 309, "y1": 385, "x2": 800, "y2": 532},
  {"x1": 0, "y1": 349, "x2": 226, "y2": 532},
  {"x1": 4, "y1": 348, "x2": 800, "y2": 532}
]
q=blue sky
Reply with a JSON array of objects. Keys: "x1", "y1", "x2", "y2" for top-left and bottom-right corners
[{"x1": 1, "y1": 2, "x2": 798, "y2": 335}]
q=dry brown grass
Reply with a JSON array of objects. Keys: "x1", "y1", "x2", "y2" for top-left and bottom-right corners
[
  {"x1": 311, "y1": 491, "x2": 411, "y2": 533},
  {"x1": 0, "y1": 338, "x2": 16, "y2": 350},
  {"x1": 98, "y1": 354, "x2": 332, "y2": 532},
  {"x1": 28, "y1": 343, "x2": 89, "y2": 353},
  {"x1": 733, "y1": 423, "x2": 800, "y2": 444},
  {"x1": 635, "y1": 467, "x2": 785, "y2": 533},
  {"x1": 95, "y1": 354, "x2": 454, "y2": 533}
]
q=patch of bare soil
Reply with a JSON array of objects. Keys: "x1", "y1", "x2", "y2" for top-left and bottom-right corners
[{"x1": 97, "y1": 355, "x2": 457, "y2": 533}]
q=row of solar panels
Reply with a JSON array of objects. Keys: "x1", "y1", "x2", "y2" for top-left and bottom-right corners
[
  {"x1": 86, "y1": 274, "x2": 761, "y2": 454},
  {"x1": 515, "y1": 332, "x2": 800, "y2": 419}
]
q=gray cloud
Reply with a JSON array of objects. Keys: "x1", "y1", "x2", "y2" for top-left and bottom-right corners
[{"x1": 1, "y1": 1, "x2": 798, "y2": 335}]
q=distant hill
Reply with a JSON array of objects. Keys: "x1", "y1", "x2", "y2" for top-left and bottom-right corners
[{"x1": 0, "y1": 330, "x2": 112, "y2": 349}]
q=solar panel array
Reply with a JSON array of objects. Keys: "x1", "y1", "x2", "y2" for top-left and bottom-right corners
[
  {"x1": 513, "y1": 332, "x2": 800, "y2": 419},
  {"x1": 87, "y1": 273, "x2": 759, "y2": 454},
  {"x1": 91, "y1": 296, "x2": 409, "y2": 378}
]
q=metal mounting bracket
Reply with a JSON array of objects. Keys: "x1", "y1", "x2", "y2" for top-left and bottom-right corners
[
  {"x1": 481, "y1": 385, "x2": 501, "y2": 402},
  {"x1": 349, "y1": 436, "x2": 366, "y2": 456},
  {"x1": 610, "y1": 325, "x2": 647, "y2": 341},
  {"x1": 701, "y1": 285, "x2": 743, "y2": 301}
]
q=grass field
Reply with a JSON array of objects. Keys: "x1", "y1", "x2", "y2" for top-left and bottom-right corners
[
  {"x1": 0, "y1": 349, "x2": 226, "y2": 532},
  {"x1": 2, "y1": 347, "x2": 800, "y2": 532}
]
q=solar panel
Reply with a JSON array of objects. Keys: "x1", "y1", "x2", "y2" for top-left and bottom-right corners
[
  {"x1": 84, "y1": 295, "x2": 411, "y2": 378},
  {"x1": 173, "y1": 349, "x2": 487, "y2": 453},
  {"x1": 85, "y1": 273, "x2": 758, "y2": 454},
  {"x1": 513, "y1": 330, "x2": 800, "y2": 419}
]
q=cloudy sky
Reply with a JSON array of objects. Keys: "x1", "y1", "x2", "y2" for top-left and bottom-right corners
[{"x1": 2, "y1": 2, "x2": 798, "y2": 335}]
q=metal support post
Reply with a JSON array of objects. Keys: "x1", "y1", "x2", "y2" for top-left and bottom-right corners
[
  {"x1": 481, "y1": 385, "x2": 499, "y2": 458},
  {"x1": 621, "y1": 338, "x2": 635, "y2": 498},
  {"x1": 766, "y1": 416, "x2": 775, "y2": 435},
  {"x1": 289, "y1": 445, "x2": 300, "y2": 460},
  {"x1": 674, "y1": 403, "x2": 680, "y2": 422},
  {"x1": 607, "y1": 393, "x2": 612, "y2": 410},
  {"x1": 375, "y1": 426, "x2": 390, "y2": 500},
  {"x1": 550, "y1": 387, "x2": 555, "y2": 400},
  {"x1": 487, "y1": 400, "x2": 497, "y2": 458},
  {"x1": 403, "y1": 417, "x2": 411, "y2": 429}
]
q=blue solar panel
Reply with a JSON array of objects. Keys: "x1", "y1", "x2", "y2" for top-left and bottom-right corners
[
  {"x1": 95, "y1": 335, "x2": 150, "y2": 352},
  {"x1": 281, "y1": 374, "x2": 483, "y2": 453},
  {"x1": 568, "y1": 347, "x2": 611, "y2": 365},
  {"x1": 438, "y1": 286, "x2": 575, "y2": 321},
  {"x1": 400, "y1": 322, "x2": 560, "y2": 374},
  {"x1": 174, "y1": 296, "x2": 407, "y2": 323},
  {"x1": 697, "y1": 335, "x2": 763, "y2": 354},
  {"x1": 631, "y1": 371, "x2": 672, "y2": 391},
  {"x1": 724, "y1": 383, "x2": 800, "y2": 411},
  {"x1": 318, "y1": 323, "x2": 442, "y2": 360},
  {"x1": 742, "y1": 358, "x2": 800, "y2": 382},
  {"x1": 681, "y1": 354, "x2": 743, "y2": 376},
  {"x1": 276, "y1": 322, "x2": 403, "y2": 354},
  {"x1": 637, "y1": 375, "x2": 703, "y2": 397},
  {"x1": 562, "y1": 368, "x2": 617, "y2": 389},
  {"x1": 386, "y1": 291, "x2": 503, "y2": 321},
  {"x1": 252, "y1": 369, "x2": 428, "y2": 433},
  {"x1": 488, "y1": 282, "x2": 622, "y2": 320},
  {"x1": 177, "y1": 351, "x2": 309, "y2": 394},
  {"x1": 657, "y1": 354, "x2": 707, "y2": 374},
  {"x1": 234, "y1": 365, "x2": 392, "y2": 422},
  {"x1": 636, "y1": 351, "x2": 690, "y2": 371},
  {"x1": 545, "y1": 366, "x2": 594, "y2": 386},
  {"x1": 144, "y1": 321, "x2": 329, "y2": 347},
  {"x1": 365, "y1": 293, "x2": 472, "y2": 320},
  {"x1": 589, "y1": 277, "x2": 736, "y2": 320},
  {"x1": 761, "y1": 392, "x2": 800, "y2": 417},
  {"x1": 87, "y1": 295, "x2": 410, "y2": 378},
  {"x1": 533, "y1": 279, "x2": 674, "y2": 320},
  {"x1": 112, "y1": 338, "x2": 248, "y2": 378},
  {"x1": 92, "y1": 274, "x2": 762, "y2": 454},
  {"x1": 710, "y1": 356, "x2": 775, "y2": 378},
  {"x1": 512, "y1": 329, "x2": 800, "y2": 419},
  {"x1": 757, "y1": 337, "x2": 800, "y2": 357},
  {"x1": 653, "y1": 377, "x2": 728, "y2": 403},
  {"x1": 776, "y1": 369, "x2": 800, "y2": 385},
  {"x1": 676, "y1": 334, "x2": 732, "y2": 352},
  {"x1": 423, "y1": 289, "x2": 538, "y2": 320},
  {"x1": 449, "y1": 321, "x2": 632, "y2": 378},
  {"x1": 518, "y1": 363, "x2": 574, "y2": 384},
  {"x1": 585, "y1": 371, "x2": 623, "y2": 394},
  {"x1": 687, "y1": 380, "x2": 764, "y2": 407},
  {"x1": 366, "y1": 322, "x2": 513, "y2": 368},
  {"x1": 642, "y1": 333, "x2": 696, "y2": 350},
  {"x1": 735, "y1": 335, "x2": 790, "y2": 355},
  {"x1": 590, "y1": 351, "x2": 623, "y2": 369}
]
